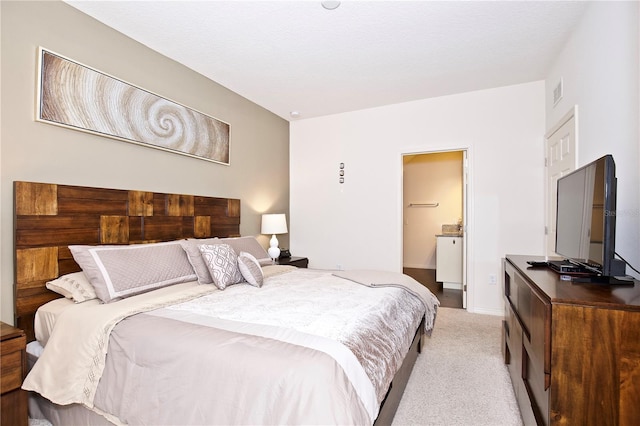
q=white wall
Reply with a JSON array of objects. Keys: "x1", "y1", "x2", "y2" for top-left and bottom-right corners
[
  {"x1": 545, "y1": 1, "x2": 640, "y2": 278},
  {"x1": 403, "y1": 152, "x2": 463, "y2": 269},
  {"x1": 290, "y1": 81, "x2": 546, "y2": 315}
]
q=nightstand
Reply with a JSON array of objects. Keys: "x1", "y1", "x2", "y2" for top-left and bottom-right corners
[
  {"x1": 1, "y1": 322, "x2": 28, "y2": 426},
  {"x1": 276, "y1": 256, "x2": 309, "y2": 268}
]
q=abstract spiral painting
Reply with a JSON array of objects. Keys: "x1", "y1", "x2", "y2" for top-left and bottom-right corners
[{"x1": 37, "y1": 48, "x2": 230, "y2": 165}]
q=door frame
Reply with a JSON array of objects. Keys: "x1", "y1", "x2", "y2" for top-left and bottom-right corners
[{"x1": 399, "y1": 146, "x2": 472, "y2": 310}]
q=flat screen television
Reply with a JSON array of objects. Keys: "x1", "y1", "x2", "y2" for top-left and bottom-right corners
[{"x1": 555, "y1": 154, "x2": 626, "y2": 279}]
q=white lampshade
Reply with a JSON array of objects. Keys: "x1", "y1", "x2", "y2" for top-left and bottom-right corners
[
  {"x1": 261, "y1": 214, "x2": 288, "y2": 235},
  {"x1": 261, "y1": 214, "x2": 288, "y2": 260}
]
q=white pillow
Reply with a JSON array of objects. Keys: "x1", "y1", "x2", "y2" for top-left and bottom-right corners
[
  {"x1": 45, "y1": 272, "x2": 97, "y2": 303},
  {"x1": 237, "y1": 251, "x2": 264, "y2": 287},
  {"x1": 199, "y1": 244, "x2": 243, "y2": 290}
]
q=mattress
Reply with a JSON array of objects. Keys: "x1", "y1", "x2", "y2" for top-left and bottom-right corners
[{"x1": 34, "y1": 297, "x2": 74, "y2": 346}]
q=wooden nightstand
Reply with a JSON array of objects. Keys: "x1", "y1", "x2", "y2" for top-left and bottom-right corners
[
  {"x1": 276, "y1": 256, "x2": 309, "y2": 268},
  {"x1": 1, "y1": 322, "x2": 28, "y2": 426}
]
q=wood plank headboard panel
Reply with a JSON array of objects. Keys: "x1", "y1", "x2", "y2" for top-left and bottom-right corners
[{"x1": 14, "y1": 181, "x2": 241, "y2": 341}]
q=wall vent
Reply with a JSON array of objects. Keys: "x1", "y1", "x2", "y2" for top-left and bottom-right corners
[{"x1": 553, "y1": 78, "x2": 563, "y2": 106}]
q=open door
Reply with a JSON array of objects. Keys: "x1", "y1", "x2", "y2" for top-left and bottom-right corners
[
  {"x1": 462, "y1": 150, "x2": 468, "y2": 309},
  {"x1": 402, "y1": 149, "x2": 468, "y2": 309}
]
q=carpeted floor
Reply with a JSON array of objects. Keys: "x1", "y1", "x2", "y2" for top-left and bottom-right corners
[{"x1": 392, "y1": 307, "x2": 523, "y2": 426}]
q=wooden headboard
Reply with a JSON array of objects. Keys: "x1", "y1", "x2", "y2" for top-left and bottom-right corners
[{"x1": 14, "y1": 181, "x2": 241, "y2": 341}]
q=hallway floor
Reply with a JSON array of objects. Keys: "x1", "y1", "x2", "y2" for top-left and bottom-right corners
[{"x1": 403, "y1": 267, "x2": 463, "y2": 309}]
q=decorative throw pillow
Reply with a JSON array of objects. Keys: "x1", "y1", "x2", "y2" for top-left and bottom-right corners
[
  {"x1": 237, "y1": 251, "x2": 264, "y2": 287},
  {"x1": 179, "y1": 238, "x2": 220, "y2": 284},
  {"x1": 199, "y1": 244, "x2": 243, "y2": 290},
  {"x1": 69, "y1": 241, "x2": 197, "y2": 303},
  {"x1": 45, "y1": 271, "x2": 97, "y2": 303}
]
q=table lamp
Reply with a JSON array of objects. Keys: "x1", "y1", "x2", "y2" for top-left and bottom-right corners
[{"x1": 261, "y1": 213, "x2": 288, "y2": 261}]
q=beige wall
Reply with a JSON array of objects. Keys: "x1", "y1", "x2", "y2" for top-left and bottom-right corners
[{"x1": 0, "y1": 1, "x2": 290, "y2": 324}]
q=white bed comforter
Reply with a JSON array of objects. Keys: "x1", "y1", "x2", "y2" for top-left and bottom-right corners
[{"x1": 23, "y1": 268, "x2": 437, "y2": 425}]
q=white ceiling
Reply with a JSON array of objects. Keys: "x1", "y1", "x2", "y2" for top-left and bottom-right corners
[{"x1": 65, "y1": 1, "x2": 589, "y2": 121}]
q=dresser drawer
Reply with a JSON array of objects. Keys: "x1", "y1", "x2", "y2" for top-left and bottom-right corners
[
  {"x1": 508, "y1": 266, "x2": 551, "y2": 380},
  {"x1": 522, "y1": 285, "x2": 551, "y2": 380},
  {"x1": 504, "y1": 305, "x2": 521, "y2": 382},
  {"x1": 521, "y1": 283, "x2": 551, "y2": 425},
  {"x1": 504, "y1": 260, "x2": 518, "y2": 311},
  {"x1": 0, "y1": 349, "x2": 23, "y2": 394},
  {"x1": 503, "y1": 258, "x2": 551, "y2": 425},
  {"x1": 1, "y1": 322, "x2": 28, "y2": 426}
]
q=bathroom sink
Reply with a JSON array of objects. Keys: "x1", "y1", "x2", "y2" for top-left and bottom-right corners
[{"x1": 441, "y1": 224, "x2": 462, "y2": 236}]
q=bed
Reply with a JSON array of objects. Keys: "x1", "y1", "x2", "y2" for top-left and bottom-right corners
[{"x1": 14, "y1": 181, "x2": 439, "y2": 425}]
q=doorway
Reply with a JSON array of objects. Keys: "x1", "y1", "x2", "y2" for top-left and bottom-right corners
[{"x1": 402, "y1": 150, "x2": 467, "y2": 309}]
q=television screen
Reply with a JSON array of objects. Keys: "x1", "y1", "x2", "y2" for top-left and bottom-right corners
[
  {"x1": 555, "y1": 165, "x2": 592, "y2": 261},
  {"x1": 555, "y1": 155, "x2": 620, "y2": 276}
]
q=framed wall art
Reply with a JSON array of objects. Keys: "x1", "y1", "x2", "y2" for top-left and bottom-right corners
[{"x1": 36, "y1": 47, "x2": 230, "y2": 165}]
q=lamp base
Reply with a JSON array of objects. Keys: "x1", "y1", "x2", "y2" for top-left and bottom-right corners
[{"x1": 268, "y1": 234, "x2": 280, "y2": 261}]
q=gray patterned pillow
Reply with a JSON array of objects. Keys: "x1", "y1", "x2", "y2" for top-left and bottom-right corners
[
  {"x1": 69, "y1": 241, "x2": 197, "y2": 303},
  {"x1": 180, "y1": 236, "x2": 270, "y2": 283},
  {"x1": 237, "y1": 251, "x2": 264, "y2": 287},
  {"x1": 199, "y1": 244, "x2": 243, "y2": 290}
]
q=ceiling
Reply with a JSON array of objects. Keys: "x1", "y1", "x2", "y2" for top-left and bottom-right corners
[{"x1": 65, "y1": 1, "x2": 589, "y2": 121}]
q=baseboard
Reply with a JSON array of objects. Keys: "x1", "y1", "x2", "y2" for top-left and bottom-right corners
[
  {"x1": 443, "y1": 282, "x2": 463, "y2": 290},
  {"x1": 468, "y1": 307, "x2": 503, "y2": 316},
  {"x1": 403, "y1": 263, "x2": 435, "y2": 269}
]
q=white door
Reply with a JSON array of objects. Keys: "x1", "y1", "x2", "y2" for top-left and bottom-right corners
[
  {"x1": 545, "y1": 108, "x2": 577, "y2": 256},
  {"x1": 462, "y1": 150, "x2": 468, "y2": 309}
]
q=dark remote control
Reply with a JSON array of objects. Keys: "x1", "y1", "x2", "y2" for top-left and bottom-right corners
[{"x1": 527, "y1": 260, "x2": 548, "y2": 267}]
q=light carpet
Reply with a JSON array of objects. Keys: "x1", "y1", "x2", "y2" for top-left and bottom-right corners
[{"x1": 392, "y1": 307, "x2": 523, "y2": 426}]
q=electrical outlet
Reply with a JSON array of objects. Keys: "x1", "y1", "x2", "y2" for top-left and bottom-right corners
[{"x1": 488, "y1": 274, "x2": 497, "y2": 285}]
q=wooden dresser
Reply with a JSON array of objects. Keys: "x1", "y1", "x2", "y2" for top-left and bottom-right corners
[
  {"x1": 1, "y1": 322, "x2": 28, "y2": 426},
  {"x1": 503, "y1": 255, "x2": 640, "y2": 426}
]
